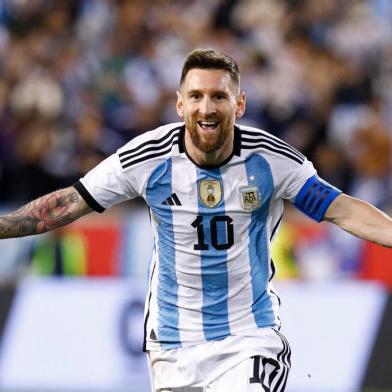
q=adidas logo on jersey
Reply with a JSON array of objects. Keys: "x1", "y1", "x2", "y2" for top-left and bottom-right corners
[{"x1": 162, "y1": 193, "x2": 182, "y2": 206}]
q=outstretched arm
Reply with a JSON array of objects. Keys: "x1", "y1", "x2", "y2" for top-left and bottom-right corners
[
  {"x1": 324, "y1": 193, "x2": 392, "y2": 248},
  {"x1": 0, "y1": 186, "x2": 93, "y2": 239}
]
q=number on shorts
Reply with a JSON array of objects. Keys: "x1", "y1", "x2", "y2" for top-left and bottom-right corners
[{"x1": 250, "y1": 356, "x2": 280, "y2": 391}]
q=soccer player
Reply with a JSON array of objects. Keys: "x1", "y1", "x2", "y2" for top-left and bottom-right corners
[{"x1": 1, "y1": 49, "x2": 392, "y2": 391}]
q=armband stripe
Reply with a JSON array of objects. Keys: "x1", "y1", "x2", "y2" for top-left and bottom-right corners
[
  {"x1": 313, "y1": 190, "x2": 330, "y2": 214},
  {"x1": 306, "y1": 187, "x2": 322, "y2": 211},
  {"x1": 294, "y1": 175, "x2": 341, "y2": 222},
  {"x1": 302, "y1": 183, "x2": 318, "y2": 206}
]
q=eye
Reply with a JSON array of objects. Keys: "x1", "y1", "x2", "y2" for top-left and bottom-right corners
[
  {"x1": 189, "y1": 93, "x2": 201, "y2": 100},
  {"x1": 214, "y1": 94, "x2": 227, "y2": 101}
]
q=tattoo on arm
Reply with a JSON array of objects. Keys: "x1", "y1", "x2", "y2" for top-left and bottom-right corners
[
  {"x1": 68, "y1": 191, "x2": 79, "y2": 204},
  {"x1": 0, "y1": 188, "x2": 92, "y2": 239}
]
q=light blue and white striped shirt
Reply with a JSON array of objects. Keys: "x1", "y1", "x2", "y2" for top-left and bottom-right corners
[{"x1": 76, "y1": 122, "x2": 341, "y2": 351}]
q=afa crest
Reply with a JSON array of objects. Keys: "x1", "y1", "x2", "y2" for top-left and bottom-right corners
[
  {"x1": 239, "y1": 186, "x2": 260, "y2": 211},
  {"x1": 198, "y1": 180, "x2": 222, "y2": 208}
]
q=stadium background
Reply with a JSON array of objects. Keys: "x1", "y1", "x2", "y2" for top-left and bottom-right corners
[{"x1": 0, "y1": 0, "x2": 392, "y2": 391}]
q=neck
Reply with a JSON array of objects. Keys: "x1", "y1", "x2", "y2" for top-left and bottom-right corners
[{"x1": 184, "y1": 130, "x2": 234, "y2": 167}]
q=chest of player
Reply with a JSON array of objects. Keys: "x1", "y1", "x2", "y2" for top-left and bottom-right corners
[{"x1": 145, "y1": 157, "x2": 275, "y2": 252}]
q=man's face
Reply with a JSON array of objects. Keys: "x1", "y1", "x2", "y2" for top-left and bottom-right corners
[{"x1": 176, "y1": 68, "x2": 245, "y2": 153}]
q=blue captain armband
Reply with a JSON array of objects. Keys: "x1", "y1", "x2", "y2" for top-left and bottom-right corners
[{"x1": 294, "y1": 175, "x2": 342, "y2": 222}]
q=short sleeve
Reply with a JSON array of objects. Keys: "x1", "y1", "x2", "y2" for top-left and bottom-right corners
[
  {"x1": 275, "y1": 156, "x2": 341, "y2": 222},
  {"x1": 277, "y1": 157, "x2": 317, "y2": 201},
  {"x1": 75, "y1": 153, "x2": 137, "y2": 212}
]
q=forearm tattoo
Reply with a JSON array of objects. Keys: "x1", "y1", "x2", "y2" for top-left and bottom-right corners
[{"x1": 0, "y1": 189, "x2": 87, "y2": 239}]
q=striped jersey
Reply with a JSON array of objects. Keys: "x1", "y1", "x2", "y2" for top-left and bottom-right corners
[{"x1": 75, "y1": 122, "x2": 341, "y2": 351}]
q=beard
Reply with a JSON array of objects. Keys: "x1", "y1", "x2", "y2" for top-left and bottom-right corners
[{"x1": 186, "y1": 118, "x2": 233, "y2": 153}]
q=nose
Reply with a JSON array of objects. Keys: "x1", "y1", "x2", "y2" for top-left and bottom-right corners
[{"x1": 199, "y1": 96, "x2": 216, "y2": 115}]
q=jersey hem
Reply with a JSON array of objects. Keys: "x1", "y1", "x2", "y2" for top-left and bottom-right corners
[{"x1": 145, "y1": 324, "x2": 280, "y2": 351}]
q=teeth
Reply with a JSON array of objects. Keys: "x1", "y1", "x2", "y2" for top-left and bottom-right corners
[{"x1": 199, "y1": 121, "x2": 218, "y2": 128}]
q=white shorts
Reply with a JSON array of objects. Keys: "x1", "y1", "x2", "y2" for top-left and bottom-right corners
[{"x1": 148, "y1": 328, "x2": 291, "y2": 392}]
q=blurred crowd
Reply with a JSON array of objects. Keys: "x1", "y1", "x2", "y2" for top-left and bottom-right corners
[
  {"x1": 0, "y1": 0, "x2": 391, "y2": 208},
  {"x1": 0, "y1": 0, "x2": 391, "y2": 280}
]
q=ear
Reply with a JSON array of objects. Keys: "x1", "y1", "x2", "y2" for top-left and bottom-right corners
[
  {"x1": 235, "y1": 92, "x2": 246, "y2": 119},
  {"x1": 176, "y1": 90, "x2": 184, "y2": 118}
]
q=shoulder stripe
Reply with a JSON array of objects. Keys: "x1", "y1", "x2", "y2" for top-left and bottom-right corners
[
  {"x1": 240, "y1": 129, "x2": 305, "y2": 161},
  {"x1": 241, "y1": 136, "x2": 304, "y2": 163},
  {"x1": 241, "y1": 128, "x2": 304, "y2": 154},
  {"x1": 122, "y1": 139, "x2": 179, "y2": 169},
  {"x1": 119, "y1": 126, "x2": 182, "y2": 159},
  {"x1": 241, "y1": 143, "x2": 303, "y2": 165},
  {"x1": 120, "y1": 131, "x2": 179, "y2": 166}
]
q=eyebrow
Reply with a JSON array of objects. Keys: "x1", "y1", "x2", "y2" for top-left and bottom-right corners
[{"x1": 186, "y1": 89, "x2": 229, "y2": 96}]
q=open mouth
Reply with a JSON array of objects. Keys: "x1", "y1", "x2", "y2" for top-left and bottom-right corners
[{"x1": 197, "y1": 121, "x2": 219, "y2": 132}]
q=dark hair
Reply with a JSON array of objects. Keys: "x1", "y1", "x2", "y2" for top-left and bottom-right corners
[{"x1": 180, "y1": 49, "x2": 240, "y2": 87}]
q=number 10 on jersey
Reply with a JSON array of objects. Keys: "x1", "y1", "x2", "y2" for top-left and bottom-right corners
[{"x1": 191, "y1": 215, "x2": 234, "y2": 251}]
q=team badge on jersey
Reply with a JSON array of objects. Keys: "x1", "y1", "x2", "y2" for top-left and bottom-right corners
[
  {"x1": 198, "y1": 180, "x2": 222, "y2": 208},
  {"x1": 239, "y1": 186, "x2": 260, "y2": 211}
]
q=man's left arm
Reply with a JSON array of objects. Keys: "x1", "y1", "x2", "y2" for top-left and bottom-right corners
[{"x1": 324, "y1": 193, "x2": 392, "y2": 248}]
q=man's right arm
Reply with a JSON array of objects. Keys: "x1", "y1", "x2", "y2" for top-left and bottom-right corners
[{"x1": 0, "y1": 186, "x2": 93, "y2": 239}]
